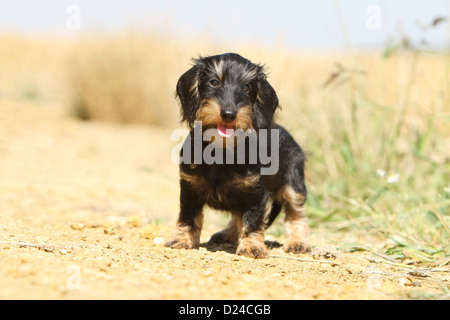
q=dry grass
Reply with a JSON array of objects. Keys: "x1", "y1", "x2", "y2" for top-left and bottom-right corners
[{"x1": 65, "y1": 32, "x2": 181, "y2": 126}]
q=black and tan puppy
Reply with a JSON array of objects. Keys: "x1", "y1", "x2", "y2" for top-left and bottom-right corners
[{"x1": 166, "y1": 53, "x2": 310, "y2": 259}]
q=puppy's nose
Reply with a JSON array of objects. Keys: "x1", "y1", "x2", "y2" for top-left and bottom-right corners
[{"x1": 220, "y1": 110, "x2": 237, "y2": 123}]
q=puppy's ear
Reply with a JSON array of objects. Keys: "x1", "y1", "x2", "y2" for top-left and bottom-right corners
[
  {"x1": 254, "y1": 78, "x2": 279, "y2": 128},
  {"x1": 257, "y1": 78, "x2": 279, "y2": 114},
  {"x1": 176, "y1": 62, "x2": 202, "y2": 127}
]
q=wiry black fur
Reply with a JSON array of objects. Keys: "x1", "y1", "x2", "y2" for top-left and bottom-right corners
[{"x1": 166, "y1": 53, "x2": 309, "y2": 258}]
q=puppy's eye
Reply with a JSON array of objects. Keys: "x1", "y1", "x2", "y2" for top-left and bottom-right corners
[
  {"x1": 209, "y1": 79, "x2": 220, "y2": 87},
  {"x1": 243, "y1": 84, "x2": 251, "y2": 93}
]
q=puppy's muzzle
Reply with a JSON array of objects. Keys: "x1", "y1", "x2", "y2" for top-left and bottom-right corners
[{"x1": 220, "y1": 109, "x2": 237, "y2": 123}]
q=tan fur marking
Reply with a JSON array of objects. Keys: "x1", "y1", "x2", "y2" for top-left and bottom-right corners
[
  {"x1": 166, "y1": 213, "x2": 204, "y2": 249},
  {"x1": 212, "y1": 59, "x2": 225, "y2": 81},
  {"x1": 189, "y1": 78, "x2": 199, "y2": 96},
  {"x1": 240, "y1": 66, "x2": 260, "y2": 83},
  {"x1": 256, "y1": 93, "x2": 264, "y2": 105},
  {"x1": 275, "y1": 186, "x2": 310, "y2": 253},
  {"x1": 236, "y1": 227, "x2": 267, "y2": 259},
  {"x1": 275, "y1": 186, "x2": 306, "y2": 214},
  {"x1": 197, "y1": 99, "x2": 253, "y2": 132},
  {"x1": 180, "y1": 171, "x2": 207, "y2": 193},
  {"x1": 180, "y1": 170, "x2": 223, "y2": 204},
  {"x1": 284, "y1": 210, "x2": 310, "y2": 252},
  {"x1": 196, "y1": 99, "x2": 254, "y2": 152},
  {"x1": 234, "y1": 105, "x2": 254, "y2": 132},
  {"x1": 196, "y1": 98, "x2": 222, "y2": 128},
  {"x1": 224, "y1": 174, "x2": 260, "y2": 193},
  {"x1": 179, "y1": 171, "x2": 199, "y2": 185}
]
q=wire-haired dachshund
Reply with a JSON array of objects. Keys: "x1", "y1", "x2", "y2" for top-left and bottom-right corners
[{"x1": 166, "y1": 53, "x2": 310, "y2": 259}]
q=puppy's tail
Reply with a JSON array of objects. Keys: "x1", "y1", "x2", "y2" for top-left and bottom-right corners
[{"x1": 265, "y1": 201, "x2": 283, "y2": 229}]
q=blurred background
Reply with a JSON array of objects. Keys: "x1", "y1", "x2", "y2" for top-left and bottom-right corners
[{"x1": 0, "y1": 1, "x2": 449, "y2": 263}]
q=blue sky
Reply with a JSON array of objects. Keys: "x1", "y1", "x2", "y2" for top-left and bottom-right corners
[{"x1": 0, "y1": 0, "x2": 448, "y2": 50}]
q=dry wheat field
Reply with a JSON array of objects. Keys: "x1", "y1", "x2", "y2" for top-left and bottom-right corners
[{"x1": 0, "y1": 32, "x2": 449, "y2": 300}]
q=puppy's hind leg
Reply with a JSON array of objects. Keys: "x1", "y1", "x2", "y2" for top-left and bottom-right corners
[
  {"x1": 209, "y1": 215, "x2": 242, "y2": 245},
  {"x1": 277, "y1": 186, "x2": 311, "y2": 254}
]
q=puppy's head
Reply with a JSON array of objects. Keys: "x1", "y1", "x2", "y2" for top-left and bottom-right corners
[{"x1": 176, "y1": 53, "x2": 279, "y2": 134}]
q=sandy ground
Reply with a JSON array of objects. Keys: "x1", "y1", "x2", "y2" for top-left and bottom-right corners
[{"x1": 0, "y1": 101, "x2": 448, "y2": 300}]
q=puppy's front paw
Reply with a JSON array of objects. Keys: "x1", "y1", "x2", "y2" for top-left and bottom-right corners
[
  {"x1": 165, "y1": 231, "x2": 199, "y2": 250},
  {"x1": 236, "y1": 235, "x2": 268, "y2": 259},
  {"x1": 236, "y1": 244, "x2": 268, "y2": 259}
]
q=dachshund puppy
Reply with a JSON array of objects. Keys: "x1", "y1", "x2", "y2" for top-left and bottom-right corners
[{"x1": 166, "y1": 53, "x2": 310, "y2": 259}]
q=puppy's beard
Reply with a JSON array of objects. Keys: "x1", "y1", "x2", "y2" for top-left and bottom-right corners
[{"x1": 196, "y1": 99, "x2": 254, "y2": 150}]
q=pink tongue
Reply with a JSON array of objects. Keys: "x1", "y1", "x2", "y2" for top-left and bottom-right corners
[{"x1": 217, "y1": 124, "x2": 234, "y2": 138}]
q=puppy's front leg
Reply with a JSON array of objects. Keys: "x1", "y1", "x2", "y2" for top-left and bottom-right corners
[
  {"x1": 166, "y1": 180, "x2": 204, "y2": 250},
  {"x1": 236, "y1": 201, "x2": 268, "y2": 259}
]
